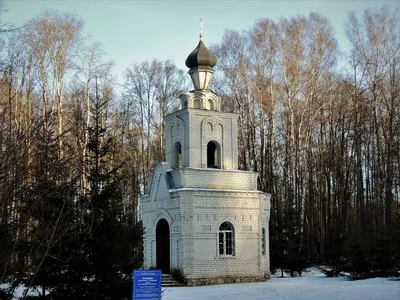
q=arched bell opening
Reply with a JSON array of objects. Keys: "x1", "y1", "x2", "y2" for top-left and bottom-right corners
[
  {"x1": 173, "y1": 141, "x2": 182, "y2": 168},
  {"x1": 193, "y1": 99, "x2": 201, "y2": 109},
  {"x1": 182, "y1": 99, "x2": 188, "y2": 109},
  {"x1": 208, "y1": 99, "x2": 215, "y2": 110},
  {"x1": 207, "y1": 141, "x2": 221, "y2": 169}
]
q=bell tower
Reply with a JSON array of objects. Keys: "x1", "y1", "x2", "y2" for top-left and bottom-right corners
[
  {"x1": 164, "y1": 29, "x2": 238, "y2": 170},
  {"x1": 141, "y1": 19, "x2": 270, "y2": 285}
]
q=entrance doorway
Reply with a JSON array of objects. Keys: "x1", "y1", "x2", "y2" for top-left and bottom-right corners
[{"x1": 156, "y1": 218, "x2": 170, "y2": 274}]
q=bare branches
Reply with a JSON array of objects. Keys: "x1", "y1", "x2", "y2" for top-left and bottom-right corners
[
  {"x1": 213, "y1": 8, "x2": 399, "y2": 271},
  {"x1": 122, "y1": 59, "x2": 186, "y2": 191}
]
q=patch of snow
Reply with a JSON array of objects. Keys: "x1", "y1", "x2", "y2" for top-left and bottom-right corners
[
  {"x1": 162, "y1": 274, "x2": 400, "y2": 300},
  {"x1": 1, "y1": 283, "x2": 41, "y2": 299}
]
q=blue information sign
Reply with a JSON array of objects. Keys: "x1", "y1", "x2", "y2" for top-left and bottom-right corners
[{"x1": 133, "y1": 269, "x2": 162, "y2": 300}]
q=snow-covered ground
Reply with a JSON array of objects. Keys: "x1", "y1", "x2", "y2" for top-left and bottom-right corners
[
  {"x1": 2, "y1": 270, "x2": 399, "y2": 300},
  {"x1": 163, "y1": 271, "x2": 400, "y2": 300}
]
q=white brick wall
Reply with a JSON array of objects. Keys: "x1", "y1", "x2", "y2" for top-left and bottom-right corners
[
  {"x1": 141, "y1": 171, "x2": 271, "y2": 280},
  {"x1": 176, "y1": 190, "x2": 269, "y2": 279},
  {"x1": 170, "y1": 168, "x2": 258, "y2": 190}
]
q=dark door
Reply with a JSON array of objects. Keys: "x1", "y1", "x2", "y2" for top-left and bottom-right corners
[{"x1": 156, "y1": 219, "x2": 170, "y2": 274}]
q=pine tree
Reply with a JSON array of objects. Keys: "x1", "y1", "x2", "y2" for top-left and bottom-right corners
[{"x1": 65, "y1": 84, "x2": 143, "y2": 299}]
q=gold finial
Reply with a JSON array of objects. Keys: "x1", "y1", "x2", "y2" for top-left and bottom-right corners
[{"x1": 200, "y1": 16, "x2": 204, "y2": 40}]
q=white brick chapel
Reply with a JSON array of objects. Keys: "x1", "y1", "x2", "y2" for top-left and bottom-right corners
[{"x1": 140, "y1": 31, "x2": 271, "y2": 286}]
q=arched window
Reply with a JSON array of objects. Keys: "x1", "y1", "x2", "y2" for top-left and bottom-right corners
[
  {"x1": 174, "y1": 142, "x2": 182, "y2": 167},
  {"x1": 207, "y1": 141, "x2": 220, "y2": 168},
  {"x1": 219, "y1": 222, "x2": 235, "y2": 256},
  {"x1": 261, "y1": 227, "x2": 266, "y2": 255}
]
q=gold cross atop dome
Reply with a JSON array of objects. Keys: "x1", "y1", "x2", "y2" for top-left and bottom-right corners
[
  {"x1": 200, "y1": 16, "x2": 204, "y2": 40},
  {"x1": 185, "y1": 17, "x2": 217, "y2": 90}
]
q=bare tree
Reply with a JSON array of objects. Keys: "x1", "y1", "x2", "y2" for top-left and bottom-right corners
[
  {"x1": 21, "y1": 10, "x2": 82, "y2": 158},
  {"x1": 123, "y1": 59, "x2": 186, "y2": 192},
  {"x1": 346, "y1": 6, "x2": 400, "y2": 236}
]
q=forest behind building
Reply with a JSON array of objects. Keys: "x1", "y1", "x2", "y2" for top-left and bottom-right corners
[{"x1": 0, "y1": 2, "x2": 399, "y2": 299}]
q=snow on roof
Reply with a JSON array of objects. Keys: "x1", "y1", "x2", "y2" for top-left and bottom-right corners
[
  {"x1": 169, "y1": 187, "x2": 262, "y2": 193},
  {"x1": 173, "y1": 167, "x2": 257, "y2": 174}
]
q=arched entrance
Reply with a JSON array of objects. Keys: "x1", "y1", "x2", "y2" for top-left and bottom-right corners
[{"x1": 156, "y1": 218, "x2": 170, "y2": 274}]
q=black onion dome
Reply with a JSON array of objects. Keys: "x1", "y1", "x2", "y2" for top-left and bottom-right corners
[{"x1": 185, "y1": 40, "x2": 217, "y2": 70}]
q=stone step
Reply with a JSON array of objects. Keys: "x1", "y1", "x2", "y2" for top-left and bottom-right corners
[{"x1": 161, "y1": 274, "x2": 185, "y2": 287}]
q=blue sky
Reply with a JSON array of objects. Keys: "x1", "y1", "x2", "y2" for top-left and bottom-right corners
[{"x1": 2, "y1": 0, "x2": 399, "y2": 81}]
